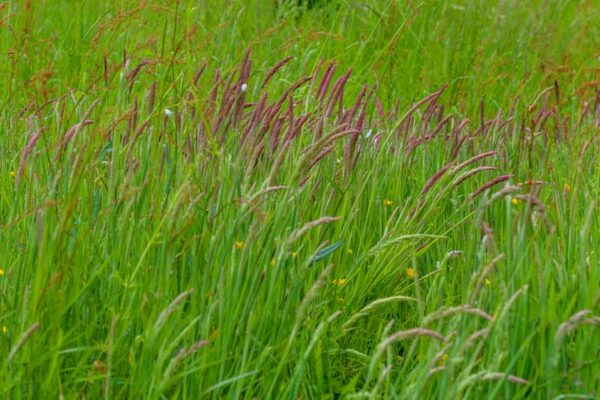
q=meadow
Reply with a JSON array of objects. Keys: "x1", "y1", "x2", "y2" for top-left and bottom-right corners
[{"x1": 0, "y1": 0, "x2": 599, "y2": 398}]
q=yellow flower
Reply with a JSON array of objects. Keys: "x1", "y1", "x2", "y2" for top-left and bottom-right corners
[
  {"x1": 383, "y1": 199, "x2": 393, "y2": 206},
  {"x1": 484, "y1": 278, "x2": 491, "y2": 286},
  {"x1": 332, "y1": 278, "x2": 347, "y2": 286},
  {"x1": 234, "y1": 241, "x2": 244, "y2": 249},
  {"x1": 9, "y1": 171, "x2": 16, "y2": 177},
  {"x1": 406, "y1": 268, "x2": 417, "y2": 279},
  {"x1": 511, "y1": 198, "x2": 520, "y2": 206},
  {"x1": 1, "y1": 326, "x2": 7, "y2": 335},
  {"x1": 292, "y1": 252, "x2": 298, "y2": 257},
  {"x1": 270, "y1": 258, "x2": 276, "y2": 267},
  {"x1": 347, "y1": 249, "x2": 353, "y2": 254},
  {"x1": 0, "y1": 268, "x2": 4, "y2": 276}
]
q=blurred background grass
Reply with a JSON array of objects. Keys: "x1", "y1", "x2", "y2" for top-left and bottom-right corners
[{"x1": 2, "y1": 0, "x2": 598, "y2": 113}]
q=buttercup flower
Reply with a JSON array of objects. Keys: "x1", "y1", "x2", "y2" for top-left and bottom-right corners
[{"x1": 332, "y1": 278, "x2": 347, "y2": 286}]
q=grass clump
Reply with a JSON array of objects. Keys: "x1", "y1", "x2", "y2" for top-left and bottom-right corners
[{"x1": 0, "y1": 0, "x2": 599, "y2": 398}]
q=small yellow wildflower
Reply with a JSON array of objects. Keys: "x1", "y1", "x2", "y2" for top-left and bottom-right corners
[
  {"x1": 347, "y1": 249, "x2": 353, "y2": 255},
  {"x1": 0, "y1": 268, "x2": 4, "y2": 276},
  {"x1": 511, "y1": 198, "x2": 520, "y2": 206},
  {"x1": 406, "y1": 267, "x2": 417, "y2": 279},
  {"x1": 292, "y1": 252, "x2": 298, "y2": 257},
  {"x1": 1, "y1": 326, "x2": 7, "y2": 335},
  {"x1": 270, "y1": 258, "x2": 276, "y2": 267},
  {"x1": 9, "y1": 171, "x2": 16, "y2": 177},
  {"x1": 332, "y1": 278, "x2": 347, "y2": 286},
  {"x1": 484, "y1": 278, "x2": 491, "y2": 286},
  {"x1": 439, "y1": 353, "x2": 449, "y2": 366},
  {"x1": 383, "y1": 199, "x2": 393, "y2": 206},
  {"x1": 234, "y1": 241, "x2": 244, "y2": 249}
]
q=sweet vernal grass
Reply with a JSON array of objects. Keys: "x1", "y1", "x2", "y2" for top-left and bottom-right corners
[{"x1": 0, "y1": 0, "x2": 599, "y2": 398}]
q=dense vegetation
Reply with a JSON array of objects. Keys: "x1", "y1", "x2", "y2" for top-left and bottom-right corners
[{"x1": 1, "y1": 1, "x2": 599, "y2": 398}]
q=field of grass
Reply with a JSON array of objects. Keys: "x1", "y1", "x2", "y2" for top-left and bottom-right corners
[{"x1": 1, "y1": 0, "x2": 599, "y2": 398}]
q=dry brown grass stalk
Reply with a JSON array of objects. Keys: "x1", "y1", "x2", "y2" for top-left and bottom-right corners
[{"x1": 469, "y1": 175, "x2": 513, "y2": 201}]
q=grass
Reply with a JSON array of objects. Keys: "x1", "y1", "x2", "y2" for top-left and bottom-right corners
[{"x1": 1, "y1": 0, "x2": 599, "y2": 398}]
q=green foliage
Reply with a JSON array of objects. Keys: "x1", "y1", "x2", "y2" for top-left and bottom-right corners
[{"x1": 0, "y1": 1, "x2": 599, "y2": 398}]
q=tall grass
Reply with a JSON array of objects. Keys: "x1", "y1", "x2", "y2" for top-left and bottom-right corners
[{"x1": 0, "y1": 0, "x2": 599, "y2": 398}]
